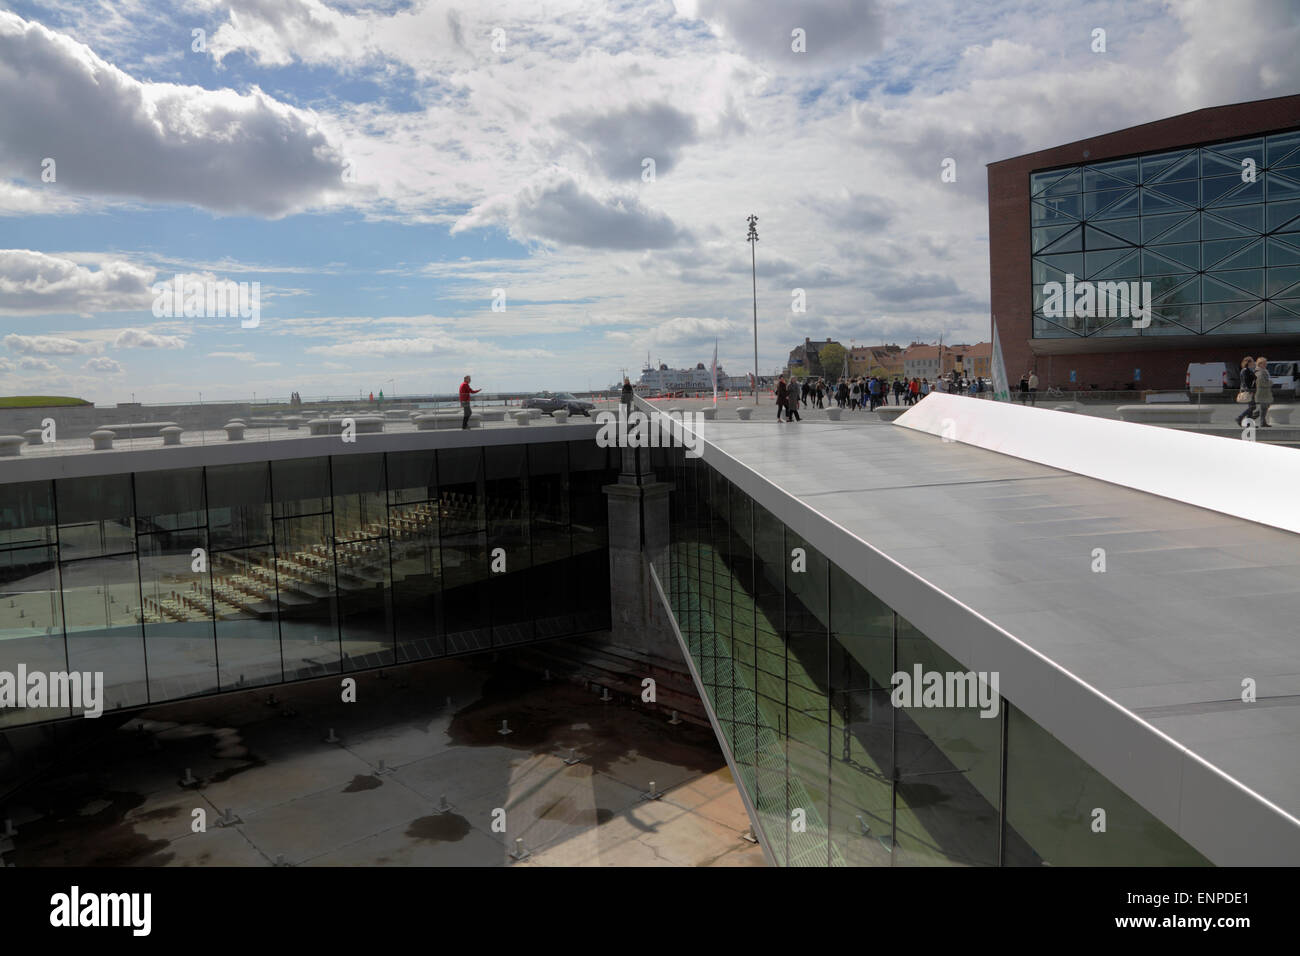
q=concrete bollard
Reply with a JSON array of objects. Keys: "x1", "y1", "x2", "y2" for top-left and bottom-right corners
[
  {"x1": 375, "y1": 759, "x2": 394, "y2": 775},
  {"x1": 160, "y1": 426, "x2": 183, "y2": 445},
  {"x1": 223, "y1": 422, "x2": 246, "y2": 441},
  {"x1": 510, "y1": 837, "x2": 530, "y2": 861},
  {"x1": 736, "y1": 407, "x2": 754, "y2": 421},
  {"x1": 498, "y1": 719, "x2": 513, "y2": 736},
  {"x1": 563, "y1": 748, "x2": 583, "y2": 766},
  {"x1": 552, "y1": 409, "x2": 569, "y2": 423},
  {"x1": 668, "y1": 710, "x2": 682, "y2": 725},
  {"x1": 22, "y1": 429, "x2": 43, "y2": 445},
  {"x1": 434, "y1": 794, "x2": 452, "y2": 814},
  {"x1": 216, "y1": 808, "x2": 242, "y2": 827},
  {"x1": 90, "y1": 429, "x2": 115, "y2": 450},
  {"x1": 598, "y1": 686, "x2": 613, "y2": 702},
  {"x1": 324, "y1": 728, "x2": 341, "y2": 744},
  {"x1": 179, "y1": 768, "x2": 200, "y2": 788}
]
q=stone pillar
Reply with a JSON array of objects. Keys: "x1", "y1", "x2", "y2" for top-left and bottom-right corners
[{"x1": 603, "y1": 444, "x2": 676, "y2": 660}]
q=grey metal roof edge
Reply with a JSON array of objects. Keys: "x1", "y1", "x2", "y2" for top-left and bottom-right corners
[
  {"x1": 684, "y1": 418, "x2": 1300, "y2": 866},
  {"x1": 0, "y1": 422, "x2": 602, "y2": 485}
]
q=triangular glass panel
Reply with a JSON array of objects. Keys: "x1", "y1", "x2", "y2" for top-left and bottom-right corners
[
  {"x1": 1149, "y1": 178, "x2": 1200, "y2": 207},
  {"x1": 1272, "y1": 297, "x2": 1300, "y2": 316},
  {"x1": 1147, "y1": 214, "x2": 1199, "y2": 245},
  {"x1": 1037, "y1": 251, "x2": 1083, "y2": 278},
  {"x1": 1267, "y1": 266, "x2": 1300, "y2": 297},
  {"x1": 1140, "y1": 150, "x2": 1187, "y2": 182},
  {"x1": 1033, "y1": 223, "x2": 1080, "y2": 253},
  {"x1": 1032, "y1": 197, "x2": 1081, "y2": 224},
  {"x1": 1084, "y1": 222, "x2": 1137, "y2": 249},
  {"x1": 1140, "y1": 188, "x2": 1193, "y2": 216},
  {"x1": 1091, "y1": 190, "x2": 1140, "y2": 220},
  {"x1": 1084, "y1": 188, "x2": 1135, "y2": 219},
  {"x1": 1212, "y1": 204, "x2": 1266, "y2": 232},
  {"x1": 1093, "y1": 250, "x2": 1140, "y2": 279},
  {"x1": 1150, "y1": 152, "x2": 1200, "y2": 183},
  {"x1": 1203, "y1": 175, "x2": 1247, "y2": 206},
  {"x1": 1206, "y1": 137, "x2": 1264, "y2": 164},
  {"x1": 1200, "y1": 150, "x2": 1244, "y2": 176},
  {"x1": 1201, "y1": 213, "x2": 1258, "y2": 240},
  {"x1": 1202, "y1": 275, "x2": 1255, "y2": 302},
  {"x1": 1207, "y1": 268, "x2": 1263, "y2": 296},
  {"x1": 1140, "y1": 212, "x2": 1188, "y2": 243},
  {"x1": 1033, "y1": 258, "x2": 1073, "y2": 284},
  {"x1": 1042, "y1": 170, "x2": 1082, "y2": 197},
  {"x1": 1084, "y1": 248, "x2": 1134, "y2": 278},
  {"x1": 1086, "y1": 158, "x2": 1140, "y2": 184},
  {"x1": 1143, "y1": 244, "x2": 1199, "y2": 273},
  {"x1": 1266, "y1": 171, "x2": 1300, "y2": 204},
  {"x1": 1266, "y1": 303, "x2": 1300, "y2": 329},
  {"x1": 1152, "y1": 304, "x2": 1203, "y2": 334},
  {"x1": 1031, "y1": 169, "x2": 1071, "y2": 198},
  {"x1": 1151, "y1": 274, "x2": 1199, "y2": 306},
  {"x1": 1273, "y1": 232, "x2": 1300, "y2": 254},
  {"x1": 1267, "y1": 199, "x2": 1300, "y2": 232},
  {"x1": 1202, "y1": 237, "x2": 1255, "y2": 269},
  {"x1": 1212, "y1": 240, "x2": 1265, "y2": 271},
  {"x1": 1082, "y1": 170, "x2": 1136, "y2": 192},
  {"x1": 1273, "y1": 145, "x2": 1300, "y2": 170},
  {"x1": 1214, "y1": 177, "x2": 1264, "y2": 206},
  {"x1": 1266, "y1": 131, "x2": 1300, "y2": 166},
  {"x1": 1206, "y1": 301, "x2": 1265, "y2": 334}
]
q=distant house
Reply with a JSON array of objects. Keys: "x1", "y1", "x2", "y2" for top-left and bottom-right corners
[{"x1": 787, "y1": 337, "x2": 845, "y2": 378}]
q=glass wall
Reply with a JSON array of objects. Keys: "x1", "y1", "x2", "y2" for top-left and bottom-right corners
[
  {"x1": 0, "y1": 441, "x2": 616, "y2": 728},
  {"x1": 658, "y1": 446, "x2": 1210, "y2": 866},
  {"x1": 1030, "y1": 129, "x2": 1300, "y2": 338}
]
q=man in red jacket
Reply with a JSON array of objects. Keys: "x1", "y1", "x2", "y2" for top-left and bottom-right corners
[{"x1": 459, "y1": 375, "x2": 480, "y2": 429}]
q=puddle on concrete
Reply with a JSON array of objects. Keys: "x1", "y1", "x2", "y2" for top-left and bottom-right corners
[
  {"x1": 343, "y1": 774, "x2": 383, "y2": 793},
  {"x1": 406, "y1": 813, "x2": 471, "y2": 843}
]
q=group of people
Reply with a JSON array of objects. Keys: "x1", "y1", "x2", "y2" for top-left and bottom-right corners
[
  {"x1": 1234, "y1": 356, "x2": 1275, "y2": 427},
  {"x1": 1017, "y1": 370, "x2": 1040, "y2": 405},
  {"x1": 772, "y1": 373, "x2": 990, "y2": 421}
]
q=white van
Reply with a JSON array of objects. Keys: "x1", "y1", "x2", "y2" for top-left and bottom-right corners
[
  {"x1": 1186, "y1": 362, "x2": 1234, "y2": 391},
  {"x1": 1266, "y1": 360, "x2": 1300, "y2": 397}
]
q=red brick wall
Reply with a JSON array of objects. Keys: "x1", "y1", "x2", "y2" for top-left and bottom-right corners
[{"x1": 989, "y1": 94, "x2": 1300, "y2": 389}]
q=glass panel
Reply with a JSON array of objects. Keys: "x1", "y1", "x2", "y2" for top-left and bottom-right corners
[
  {"x1": 1140, "y1": 211, "x2": 1188, "y2": 243},
  {"x1": 1031, "y1": 197, "x2": 1080, "y2": 225},
  {"x1": 1084, "y1": 157, "x2": 1138, "y2": 185},
  {"x1": 485, "y1": 444, "x2": 532, "y2": 647},
  {"x1": 206, "y1": 462, "x2": 272, "y2": 551},
  {"x1": 828, "y1": 563, "x2": 893, "y2": 865},
  {"x1": 1268, "y1": 199, "x2": 1300, "y2": 232},
  {"x1": 1149, "y1": 151, "x2": 1198, "y2": 182},
  {"x1": 134, "y1": 468, "x2": 205, "y2": 533},
  {"x1": 139, "y1": 528, "x2": 218, "y2": 699},
  {"x1": 1033, "y1": 224, "x2": 1081, "y2": 253},
  {"x1": 1201, "y1": 213, "x2": 1257, "y2": 240},
  {"x1": 390, "y1": 499, "x2": 443, "y2": 662},
  {"x1": 0, "y1": 480, "x2": 56, "y2": 550},
  {"x1": 332, "y1": 454, "x2": 386, "y2": 543},
  {"x1": 211, "y1": 545, "x2": 284, "y2": 688},
  {"x1": 1041, "y1": 169, "x2": 1081, "y2": 196},
  {"x1": 439, "y1": 447, "x2": 489, "y2": 654},
  {"x1": 1146, "y1": 178, "x2": 1199, "y2": 207},
  {"x1": 275, "y1": 514, "x2": 340, "y2": 675},
  {"x1": 62, "y1": 553, "x2": 146, "y2": 713},
  {"x1": 273, "y1": 457, "x2": 331, "y2": 518},
  {"x1": 331, "y1": 454, "x2": 393, "y2": 668},
  {"x1": 1141, "y1": 246, "x2": 1198, "y2": 274},
  {"x1": 1089, "y1": 190, "x2": 1139, "y2": 220},
  {"x1": 528, "y1": 443, "x2": 573, "y2": 639},
  {"x1": 0, "y1": 545, "x2": 66, "y2": 726},
  {"x1": 1267, "y1": 238, "x2": 1300, "y2": 267},
  {"x1": 386, "y1": 448, "x2": 438, "y2": 505},
  {"x1": 892, "y1": 616, "x2": 1001, "y2": 867},
  {"x1": 1139, "y1": 150, "x2": 1186, "y2": 182},
  {"x1": 56, "y1": 474, "x2": 135, "y2": 559},
  {"x1": 1266, "y1": 130, "x2": 1300, "y2": 166},
  {"x1": 1266, "y1": 171, "x2": 1300, "y2": 203},
  {"x1": 1003, "y1": 703, "x2": 1211, "y2": 866},
  {"x1": 1206, "y1": 136, "x2": 1263, "y2": 164}
]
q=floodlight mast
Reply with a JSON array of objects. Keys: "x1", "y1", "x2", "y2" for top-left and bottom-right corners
[{"x1": 747, "y1": 214, "x2": 759, "y2": 404}]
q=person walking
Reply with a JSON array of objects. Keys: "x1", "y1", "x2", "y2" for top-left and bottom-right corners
[
  {"x1": 1028, "y1": 370, "x2": 1039, "y2": 406},
  {"x1": 1018, "y1": 372, "x2": 1030, "y2": 404},
  {"x1": 775, "y1": 375, "x2": 789, "y2": 422},
  {"x1": 621, "y1": 376, "x2": 633, "y2": 411},
  {"x1": 1234, "y1": 356, "x2": 1256, "y2": 426},
  {"x1": 1254, "y1": 356, "x2": 1273, "y2": 427},
  {"x1": 459, "y1": 374, "x2": 480, "y2": 429}
]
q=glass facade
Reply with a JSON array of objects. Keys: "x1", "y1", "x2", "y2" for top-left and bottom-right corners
[
  {"x1": 1030, "y1": 129, "x2": 1300, "y2": 338},
  {"x1": 0, "y1": 442, "x2": 615, "y2": 727},
  {"x1": 656, "y1": 446, "x2": 1211, "y2": 866}
]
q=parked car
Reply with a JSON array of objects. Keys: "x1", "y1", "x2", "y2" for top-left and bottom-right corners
[
  {"x1": 521, "y1": 391, "x2": 593, "y2": 416},
  {"x1": 1267, "y1": 361, "x2": 1300, "y2": 397}
]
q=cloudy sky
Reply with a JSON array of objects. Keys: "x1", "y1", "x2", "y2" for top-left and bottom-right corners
[{"x1": 0, "y1": 0, "x2": 1297, "y2": 402}]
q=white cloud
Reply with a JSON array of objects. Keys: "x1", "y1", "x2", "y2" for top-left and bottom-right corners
[
  {"x1": 83, "y1": 356, "x2": 123, "y2": 373},
  {"x1": 0, "y1": 250, "x2": 154, "y2": 315},
  {"x1": 306, "y1": 334, "x2": 553, "y2": 360},
  {"x1": 4, "y1": 333, "x2": 98, "y2": 355},
  {"x1": 207, "y1": 351, "x2": 256, "y2": 361},
  {"x1": 18, "y1": 356, "x2": 58, "y2": 372},
  {"x1": 0, "y1": 11, "x2": 347, "y2": 217},
  {"x1": 114, "y1": 328, "x2": 186, "y2": 349}
]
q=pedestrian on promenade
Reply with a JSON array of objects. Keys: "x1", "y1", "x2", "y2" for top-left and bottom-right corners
[
  {"x1": 1235, "y1": 357, "x2": 1257, "y2": 426},
  {"x1": 1028, "y1": 370, "x2": 1039, "y2": 406},
  {"x1": 459, "y1": 374, "x2": 480, "y2": 429},
  {"x1": 1254, "y1": 356, "x2": 1273, "y2": 427},
  {"x1": 621, "y1": 376, "x2": 633, "y2": 410},
  {"x1": 920, "y1": 378, "x2": 930, "y2": 398},
  {"x1": 1018, "y1": 372, "x2": 1030, "y2": 404},
  {"x1": 775, "y1": 376, "x2": 789, "y2": 422}
]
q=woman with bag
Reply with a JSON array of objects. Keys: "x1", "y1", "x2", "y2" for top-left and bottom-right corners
[{"x1": 1234, "y1": 356, "x2": 1256, "y2": 426}]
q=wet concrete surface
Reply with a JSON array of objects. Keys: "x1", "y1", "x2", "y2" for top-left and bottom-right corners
[{"x1": 0, "y1": 647, "x2": 765, "y2": 867}]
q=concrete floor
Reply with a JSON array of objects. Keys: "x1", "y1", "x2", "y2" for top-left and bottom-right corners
[{"x1": 0, "y1": 649, "x2": 765, "y2": 867}]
